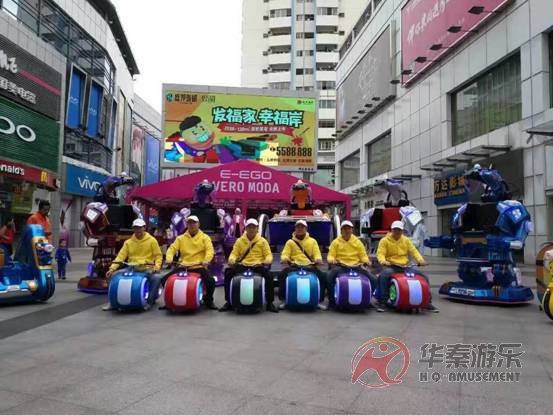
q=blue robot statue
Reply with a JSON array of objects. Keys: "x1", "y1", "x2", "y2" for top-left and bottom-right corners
[{"x1": 425, "y1": 164, "x2": 534, "y2": 304}]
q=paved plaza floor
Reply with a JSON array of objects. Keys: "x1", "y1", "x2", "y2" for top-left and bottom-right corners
[{"x1": 0, "y1": 249, "x2": 551, "y2": 414}]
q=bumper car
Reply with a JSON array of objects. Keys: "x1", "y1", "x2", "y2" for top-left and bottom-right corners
[
  {"x1": 78, "y1": 174, "x2": 139, "y2": 294},
  {"x1": 283, "y1": 266, "x2": 320, "y2": 310},
  {"x1": 536, "y1": 242, "x2": 553, "y2": 303},
  {"x1": 262, "y1": 180, "x2": 339, "y2": 251},
  {"x1": 379, "y1": 266, "x2": 430, "y2": 312},
  {"x1": 0, "y1": 225, "x2": 55, "y2": 304},
  {"x1": 333, "y1": 265, "x2": 372, "y2": 311},
  {"x1": 230, "y1": 268, "x2": 266, "y2": 313},
  {"x1": 425, "y1": 165, "x2": 533, "y2": 305},
  {"x1": 107, "y1": 262, "x2": 160, "y2": 311},
  {"x1": 163, "y1": 266, "x2": 204, "y2": 312},
  {"x1": 168, "y1": 181, "x2": 225, "y2": 286}
]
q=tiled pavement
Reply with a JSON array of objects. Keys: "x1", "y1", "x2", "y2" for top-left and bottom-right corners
[{"x1": 0, "y1": 250, "x2": 550, "y2": 414}]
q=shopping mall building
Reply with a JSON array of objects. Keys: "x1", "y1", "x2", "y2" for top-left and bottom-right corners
[
  {"x1": 335, "y1": 0, "x2": 553, "y2": 262},
  {"x1": 0, "y1": 1, "x2": 161, "y2": 247}
]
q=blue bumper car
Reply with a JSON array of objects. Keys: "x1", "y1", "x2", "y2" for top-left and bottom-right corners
[{"x1": 0, "y1": 225, "x2": 55, "y2": 304}]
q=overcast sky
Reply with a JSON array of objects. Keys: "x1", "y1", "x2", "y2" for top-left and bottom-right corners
[{"x1": 111, "y1": 0, "x2": 243, "y2": 112}]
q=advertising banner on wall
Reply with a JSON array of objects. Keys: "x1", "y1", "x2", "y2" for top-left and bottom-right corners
[
  {"x1": 64, "y1": 163, "x2": 108, "y2": 198},
  {"x1": 0, "y1": 95, "x2": 60, "y2": 172},
  {"x1": 131, "y1": 125, "x2": 144, "y2": 183},
  {"x1": 144, "y1": 134, "x2": 160, "y2": 185},
  {"x1": 162, "y1": 86, "x2": 317, "y2": 172},
  {"x1": 0, "y1": 35, "x2": 62, "y2": 120},
  {"x1": 336, "y1": 26, "x2": 393, "y2": 129},
  {"x1": 401, "y1": 0, "x2": 512, "y2": 84}
]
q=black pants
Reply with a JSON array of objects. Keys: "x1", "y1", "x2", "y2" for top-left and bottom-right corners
[
  {"x1": 57, "y1": 262, "x2": 67, "y2": 278},
  {"x1": 278, "y1": 266, "x2": 327, "y2": 302},
  {"x1": 0, "y1": 243, "x2": 12, "y2": 257},
  {"x1": 147, "y1": 274, "x2": 162, "y2": 307},
  {"x1": 224, "y1": 265, "x2": 274, "y2": 304},
  {"x1": 326, "y1": 265, "x2": 377, "y2": 305}
]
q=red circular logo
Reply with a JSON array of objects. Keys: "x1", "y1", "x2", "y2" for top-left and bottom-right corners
[{"x1": 351, "y1": 337, "x2": 410, "y2": 388}]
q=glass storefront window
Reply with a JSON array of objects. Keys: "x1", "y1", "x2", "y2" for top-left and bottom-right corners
[
  {"x1": 340, "y1": 151, "x2": 360, "y2": 189},
  {"x1": 452, "y1": 53, "x2": 521, "y2": 145},
  {"x1": 367, "y1": 132, "x2": 391, "y2": 179}
]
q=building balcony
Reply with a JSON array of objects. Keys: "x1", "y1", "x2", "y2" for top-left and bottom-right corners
[
  {"x1": 318, "y1": 108, "x2": 336, "y2": 120},
  {"x1": 269, "y1": 0, "x2": 292, "y2": 9},
  {"x1": 316, "y1": 15, "x2": 339, "y2": 27},
  {"x1": 268, "y1": 34, "x2": 292, "y2": 47},
  {"x1": 316, "y1": 70, "x2": 336, "y2": 82},
  {"x1": 318, "y1": 127, "x2": 336, "y2": 139},
  {"x1": 268, "y1": 70, "x2": 292, "y2": 83},
  {"x1": 269, "y1": 16, "x2": 292, "y2": 29},
  {"x1": 268, "y1": 52, "x2": 292, "y2": 65},
  {"x1": 63, "y1": 127, "x2": 112, "y2": 172},
  {"x1": 316, "y1": 33, "x2": 340, "y2": 44},
  {"x1": 316, "y1": 51, "x2": 338, "y2": 63},
  {"x1": 316, "y1": 0, "x2": 339, "y2": 8}
]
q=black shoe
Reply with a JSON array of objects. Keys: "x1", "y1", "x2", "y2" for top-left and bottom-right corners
[
  {"x1": 266, "y1": 303, "x2": 279, "y2": 313},
  {"x1": 158, "y1": 305, "x2": 167, "y2": 310},
  {"x1": 218, "y1": 302, "x2": 232, "y2": 312},
  {"x1": 426, "y1": 304, "x2": 439, "y2": 313},
  {"x1": 62, "y1": 276, "x2": 66, "y2": 280},
  {"x1": 204, "y1": 301, "x2": 218, "y2": 310}
]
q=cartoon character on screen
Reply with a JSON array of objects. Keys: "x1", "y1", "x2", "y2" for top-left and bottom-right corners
[{"x1": 165, "y1": 116, "x2": 219, "y2": 163}]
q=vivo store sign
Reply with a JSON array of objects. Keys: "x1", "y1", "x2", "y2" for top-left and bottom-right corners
[
  {"x1": 216, "y1": 169, "x2": 280, "y2": 194},
  {"x1": 401, "y1": 0, "x2": 512, "y2": 84}
]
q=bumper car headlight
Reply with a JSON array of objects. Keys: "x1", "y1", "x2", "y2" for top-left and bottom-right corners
[{"x1": 28, "y1": 280, "x2": 38, "y2": 292}]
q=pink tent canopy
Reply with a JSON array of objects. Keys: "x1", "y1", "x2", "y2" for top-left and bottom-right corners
[{"x1": 131, "y1": 160, "x2": 351, "y2": 218}]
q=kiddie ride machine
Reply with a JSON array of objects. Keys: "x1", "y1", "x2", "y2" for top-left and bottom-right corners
[
  {"x1": 361, "y1": 179, "x2": 427, "y2": 255},
  {"x1": 425, "y1": 165, "x2": 534, "y2": 305},
  {"x1": 78, "y1": 174, "x2": 141, "y2": 293},
  {"x1": 260, "y1": 180, "x2": 340, "y2": 252},
  {"x1": 359, "y1": 180, "x2": 430, "y2": 312},
  {"x1": 0, "y1": 225, "x2": 56, "y2": 304},
  {"x1": 168, "y1": 180, "x2": 225, "y2": 286}
]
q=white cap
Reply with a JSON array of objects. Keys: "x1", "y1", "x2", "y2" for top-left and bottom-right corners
[
  {"x1": 186, "y1": 215, "x2": 199, "y2": 223},
  {"x1": 295, "y1": 220, "x2": 308, "y2": 227},
  {"x1": 245, "y1": 218, "x2": 259, "y2": 227},
  {"x1": 132, "y1": 218, "x2": 146, "y2": 227},
  {"x1": 341, "y1": 220, "x2": 354, "y2": 228},
  {"x1": 391, "y1": 220, "x2": 404, "y2": 230}
]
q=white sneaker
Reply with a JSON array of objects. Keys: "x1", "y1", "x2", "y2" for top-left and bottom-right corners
[
  {"x1": 102, "y1": 303, "x2": 113, "y2": 311},
  {"x1": 278, "y1": 303, "x2": 286, "y2": 310},
  {"x1": 143, "y1": 303, "x2": 151, "y2": 311},
  {"x1": 317, "y1": 304, "x2": 328, "y2": 311}
]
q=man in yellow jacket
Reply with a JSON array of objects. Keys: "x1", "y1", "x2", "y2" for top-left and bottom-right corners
[
  {"x1": 219, "y1": 218, "x2": 278, "y2": 312},
  {"x1": 278, "y1": 220, "x2": 327, "y2": 307},
  {"x1": 103, "y1": 218, "x2": 163, "y2": 310},
  {"x1": 376, "y1": 220, "x2": 437, "y2": 312},
  {"x1": 165, "y1": 215, "x2": 217, "y2": 309},
  {"x1": 327, "y1": 220, "x2": 376, "y2": 308}
]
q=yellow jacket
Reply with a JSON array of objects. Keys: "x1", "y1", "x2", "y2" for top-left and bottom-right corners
[
  {"x1": 327, "y1": 234, "x2": 369, "y2": 266},
  {"x1": 376, "y1": 233, "x2": 424, "y2": 266},
  {"x1": 281, "y1": 232, "x2": 322, "y2": 265},
  {"x1": 109, "y1": 232, "x2": 162, "y2": 272},
  {"x1": 229, "y1": 233, "x2": 272, "y2": 266},
  {"x1": 166, "y1": 230, "x2": 214, "y2": 267}
]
